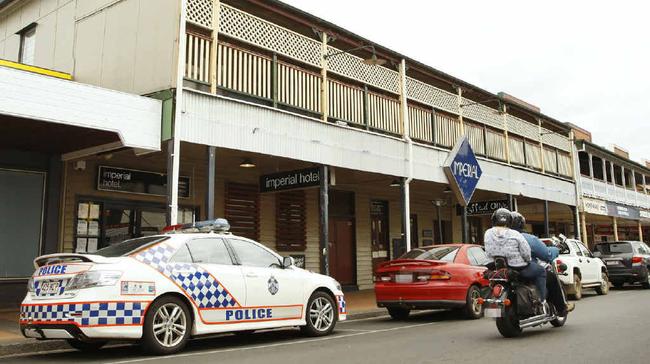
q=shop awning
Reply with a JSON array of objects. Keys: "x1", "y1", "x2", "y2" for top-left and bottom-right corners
[{"x1": 0, "y1": 64, "x2": 161, "y2": 156}]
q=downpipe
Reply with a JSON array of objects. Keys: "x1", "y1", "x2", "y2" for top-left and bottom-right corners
[{"x1": 400, "y1": 59, "x2": 413, "y2": 252}]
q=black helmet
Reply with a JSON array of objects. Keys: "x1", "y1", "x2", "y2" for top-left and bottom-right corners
[
  {"x1": 491, "y1": 208, "x2": 512, "y2": 227},
  {"x1": 511, "y1": 211, "x2": 525, "y2": 231}
]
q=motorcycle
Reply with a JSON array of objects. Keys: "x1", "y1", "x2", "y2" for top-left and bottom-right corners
[{"x1": 478, "y1": 257, "x2": 570, "y2": 337}]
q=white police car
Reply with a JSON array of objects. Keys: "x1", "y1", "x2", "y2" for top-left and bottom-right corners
[{"x1": 20, "y1": 219, "x2": 346, "y2": 354}]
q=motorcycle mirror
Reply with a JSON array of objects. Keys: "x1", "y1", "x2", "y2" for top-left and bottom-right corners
[{"x1": 558, "y1": 263, "x2": 568, "y2": 272}]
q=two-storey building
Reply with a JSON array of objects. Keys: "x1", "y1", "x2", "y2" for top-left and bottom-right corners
[
  {"x1": 573, "y1": 124, "x2": 650, "y2": 246},
  {"x1": 0, "y1": 0, "x2": 578, "y2": 303}
]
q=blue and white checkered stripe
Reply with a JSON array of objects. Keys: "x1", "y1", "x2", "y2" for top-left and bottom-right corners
[
  {"x1": 20, "y1": 302, "x2": 147, "y2": 326},
  {"x1": 34, "y1": 279, "x2": 68, "y2": 297},
  {"x1": 134, "y1": 243, "x2": 239, "y2": 309},
  {"x1": 337, "y1": 296, "x2": 347, "y2": 314}
]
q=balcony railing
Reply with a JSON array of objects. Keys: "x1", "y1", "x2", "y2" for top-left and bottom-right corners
[
  {"x1": 184, "y1": 0, "x2": 574, "y2": 179},
  {"x1": 581, "y1": 176, "x2": 650, "y2": 209}
]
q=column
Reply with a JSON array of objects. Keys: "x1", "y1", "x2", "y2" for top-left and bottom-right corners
[
  {"x1": 319, "y1": 165, "x2": 329, "y2": 275},
  {"x1": 639, "y1": 220, "x2": 644, "y2": 242},
  {"x1": 538, "y1": 118, "x2": 545, "y2": 173},
  {"x1": 320, "y1": 32, "x2": 329, "y2": 122},
  {"x1": 205, "y1": 146, "x2": 216, "y2": 220},
  {"x1": 456, "y1": 87, "x2": 465, "y2": 134},
  {"x1": 502, "y1": 103, "x2": 510, "y2": 164},
  {"x1": 209, "y1": 0, "x2": 221, "y2": 94},
  {"x1": 588, "y1": 153, "x2": 594, "y2": 178},
  {"x1": 543, "y1": 200, "x2": 550, "y2": 238},
  {"x1": 400, "y1": 178, "x2": 411, "y2": 252},
  {"x1": 461, "y1": 206, "x2": 468, "y2": 243},
  {"x1": 581, "y1": 212, "x2": 588, "y2": 246},
  {"x1": 613, "y1": 217, "x2": 619, "y2": 241}
]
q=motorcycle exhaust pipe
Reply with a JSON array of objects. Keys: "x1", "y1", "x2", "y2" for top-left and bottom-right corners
[{"x1": 519, "y1": 315, "x2": 555, "y2": 329}]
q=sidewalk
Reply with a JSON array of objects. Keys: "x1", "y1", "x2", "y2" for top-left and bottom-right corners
[{"x1": 0, "y1": 289, "x2": 384, "y2": 357}]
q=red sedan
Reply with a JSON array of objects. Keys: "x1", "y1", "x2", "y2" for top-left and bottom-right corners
[{"x1": 374, "y1": 244, "x2": 489, "y2": 320}]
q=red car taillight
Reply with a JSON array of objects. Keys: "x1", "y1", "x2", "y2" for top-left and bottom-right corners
[
  {"x1": 632, "y1": 256, "x2": 643, "y2": 265},
  {"x1": 416, "y1": 270, "x2": 451, "y2": 281}
]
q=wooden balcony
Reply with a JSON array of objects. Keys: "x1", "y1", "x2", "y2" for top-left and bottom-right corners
[{"x1": 183, "y1": 0, "x2": 574, "y2": 179}]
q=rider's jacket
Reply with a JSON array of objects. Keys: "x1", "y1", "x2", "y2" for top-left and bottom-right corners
[
  {"x1": 520, "y1": 232, "x2": 559, "y2": 263},
  {"x1": 484, "y1": 227, "x2": 531, "y2": 268}
]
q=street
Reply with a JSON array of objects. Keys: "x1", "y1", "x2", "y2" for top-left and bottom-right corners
[{"x1": 3, "y1": 287, "x2": 649, "y2": 364}]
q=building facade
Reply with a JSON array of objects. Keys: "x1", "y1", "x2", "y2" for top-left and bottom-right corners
[{"x1": 0, "y1": 0, "x2": 579, "y2": 305}]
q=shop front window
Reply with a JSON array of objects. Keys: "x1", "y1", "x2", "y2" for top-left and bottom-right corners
[{"x1": 75, "y1": 200, "x2": 195, "y2": 253}]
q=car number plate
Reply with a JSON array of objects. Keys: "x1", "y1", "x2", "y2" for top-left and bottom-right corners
[
  {"x1": 606, "y1": 261, "x2": 621, "y2": 266},
  {"x1": 395, "y1": 274, "x2": 413, "y2": 283},
  {"x1": 39, "y1": 281, "x2": 61, "y2": 295},
  {"x1": 484, "y1": 308, "x2": 502, "y2": 318}
]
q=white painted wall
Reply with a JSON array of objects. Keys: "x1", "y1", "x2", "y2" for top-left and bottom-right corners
[
  {"x1": 0, "y1": 0, "x2": 180, "y2": 94},
  {"x1": 181, "y1": 90, "x2": 577, "y2": 206}
]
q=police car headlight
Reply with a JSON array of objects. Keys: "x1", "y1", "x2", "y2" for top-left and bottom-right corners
[{"x1": 67, "y1": 271, "x2": 122, "y2": 290}]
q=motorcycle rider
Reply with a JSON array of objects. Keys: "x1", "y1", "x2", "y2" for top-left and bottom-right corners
[
  {"x1": 510, "y1": 211, "x2": 575, "y2": 316},
  {"x1": 484, "y1": 208, "x2": 547, "y2": 303}
]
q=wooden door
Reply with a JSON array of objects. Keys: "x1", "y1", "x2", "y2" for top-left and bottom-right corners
[{"x1": 329, "y1": 217, "x2": 356, "y2": 285}]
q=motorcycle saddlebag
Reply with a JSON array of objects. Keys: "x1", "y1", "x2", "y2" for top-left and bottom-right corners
[{"x1": 515, "y1": 285, "x2": 539, "y2": 316}]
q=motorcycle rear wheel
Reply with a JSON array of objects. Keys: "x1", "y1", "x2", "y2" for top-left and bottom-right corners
[{"x1": 495, "y1": 306, "x2": 522, "y2": 338}]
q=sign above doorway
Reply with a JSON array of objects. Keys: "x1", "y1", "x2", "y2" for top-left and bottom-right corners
[
  {"x1": 443, "y1": 136, "x2": 482, "y2": 206},
  {"x1": 259, "y1": 167, "x2": 321, "y2": 193},
  {"x1": 97, "y1": 166, "x2": 190, "y2": 198},
  {"x1": 456, "y1": 199, "x2": 509, "y2": 216}
]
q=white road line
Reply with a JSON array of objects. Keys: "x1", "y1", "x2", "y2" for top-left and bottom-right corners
[
  {"x1": 334, "y1": 328, "x2": 374, "y2": 332},
  {"x1": 106, "y1": 322, "x2": 440, "y2": 364}
]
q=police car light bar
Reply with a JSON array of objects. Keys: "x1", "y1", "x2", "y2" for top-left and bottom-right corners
[{"x1": 162, "y1": 218, "x2": 231, "y2": 234}]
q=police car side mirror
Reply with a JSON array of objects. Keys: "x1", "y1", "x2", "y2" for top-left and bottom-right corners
[{"x1": 282, "y1": 256, "x2": 295, "y2": 268}]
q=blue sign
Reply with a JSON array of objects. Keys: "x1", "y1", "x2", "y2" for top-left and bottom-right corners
[{"x1": 443, "y1": 136, "x2": 482, "y2": 206}]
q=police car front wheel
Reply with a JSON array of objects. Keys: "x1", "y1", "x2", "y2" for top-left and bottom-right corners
[
  {"x1": 142, "y1": 296, "x2": 192, "y2": 355},
  {"x1": 301, "y1": 292, "x2": 337, "y2": 337}
]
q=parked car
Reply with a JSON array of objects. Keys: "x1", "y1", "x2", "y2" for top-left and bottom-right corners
[
  {"x1": 374, "y1": 244, "x2": 489, "y2": 320},
  {"x1": 593, "y1": 241, "x2": 650, "y2": 289},
  {"x1": 20, "y1": 219, "x2": 345, "y2": 355},
  {"x1": 542, "y1": 237, "x2": 609, "y2": 300}
]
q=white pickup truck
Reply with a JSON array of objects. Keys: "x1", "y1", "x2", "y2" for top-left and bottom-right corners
[{"x1": 542, "y1": 237, "x2": 609, "y2": 300}]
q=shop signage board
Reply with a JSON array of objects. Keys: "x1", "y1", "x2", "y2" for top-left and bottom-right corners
[
  {"x1": 583, "y1": 197, "x2": 650, "y2": 221},
  {"x1": 583, "y1": 198, "x2": 608, "y2": 216},
  {"x1": 259, "y1": 167, "x2": 321, "y2": 193},
  {"x1": 97, "y1": 166, "x2": 190, "y2": 198},
  {"x1": 443, "y1": 136, "x2": 482, "y2": 206},
  {"x1": 456, "y1": 199, "x2": 509, "y2": 216}
]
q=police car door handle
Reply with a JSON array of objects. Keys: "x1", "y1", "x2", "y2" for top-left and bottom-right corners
[{"x1": 246, "y1": 272, "x2": 258, "y2": 278}]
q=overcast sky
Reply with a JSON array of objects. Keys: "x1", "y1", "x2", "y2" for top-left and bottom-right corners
[{"x1": 283, "y1": 0, "x2": 650, "y2": 162}]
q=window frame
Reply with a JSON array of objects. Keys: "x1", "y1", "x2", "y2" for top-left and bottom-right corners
[
  {"x1": 17, "y1": 23, "x2": 37, "y2": 65},
  {"x1": 226, "y1": 237, "x2": 283, "y2": 268}
]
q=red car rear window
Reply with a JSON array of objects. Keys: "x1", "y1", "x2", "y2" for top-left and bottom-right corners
[{"x1": 400, "y1": 246, "x2": 459, "y2": 262}]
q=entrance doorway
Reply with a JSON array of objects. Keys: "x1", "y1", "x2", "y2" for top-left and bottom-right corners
[
  {"x1": 328, "y1": 190, "x2": 356, "y2": 286},
  {"x1": 370, "y1": 200, "x2": 389, "y2": 273}
]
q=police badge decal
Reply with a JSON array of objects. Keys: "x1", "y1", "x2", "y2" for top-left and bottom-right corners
[{"x1": 268, "y1": 276, "x2": 279, "y2": 295}]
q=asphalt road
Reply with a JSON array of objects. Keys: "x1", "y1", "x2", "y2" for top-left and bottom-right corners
[{"x1": 3, "y1": 287, "x2": 650, "y2": 364}]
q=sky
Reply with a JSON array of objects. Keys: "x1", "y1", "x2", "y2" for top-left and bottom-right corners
[{"x1": 283, "y1": 0, "x2": 650, "y2": 163}]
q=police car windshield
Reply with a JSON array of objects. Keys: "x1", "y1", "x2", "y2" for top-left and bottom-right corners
[{"x1": 93, "y1": 236, "x2": 169, "y2": 257}]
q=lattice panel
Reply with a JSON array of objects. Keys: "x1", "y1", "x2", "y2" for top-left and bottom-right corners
[
  {"x1": 219, "y1": 4, "x2": 321, "y2": 66},
  {"x1": 541, "y1": 129, "x2": 571, "y2": 151},
  {"x1": 406, "y1": 77, "x2": 458, "y2": 114},
  {"x1": 187, "y1": 0, "x2": 213, "y2": 28},
  {"x1": 506, "y1": 114, "x2": 539, "y2": 141},
  {"x1": 327, "y1": 46, "x2": 400, "y2": 94},
  {"x1": 461, "y1": 99, "x2": 503, "y2": 130}
]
